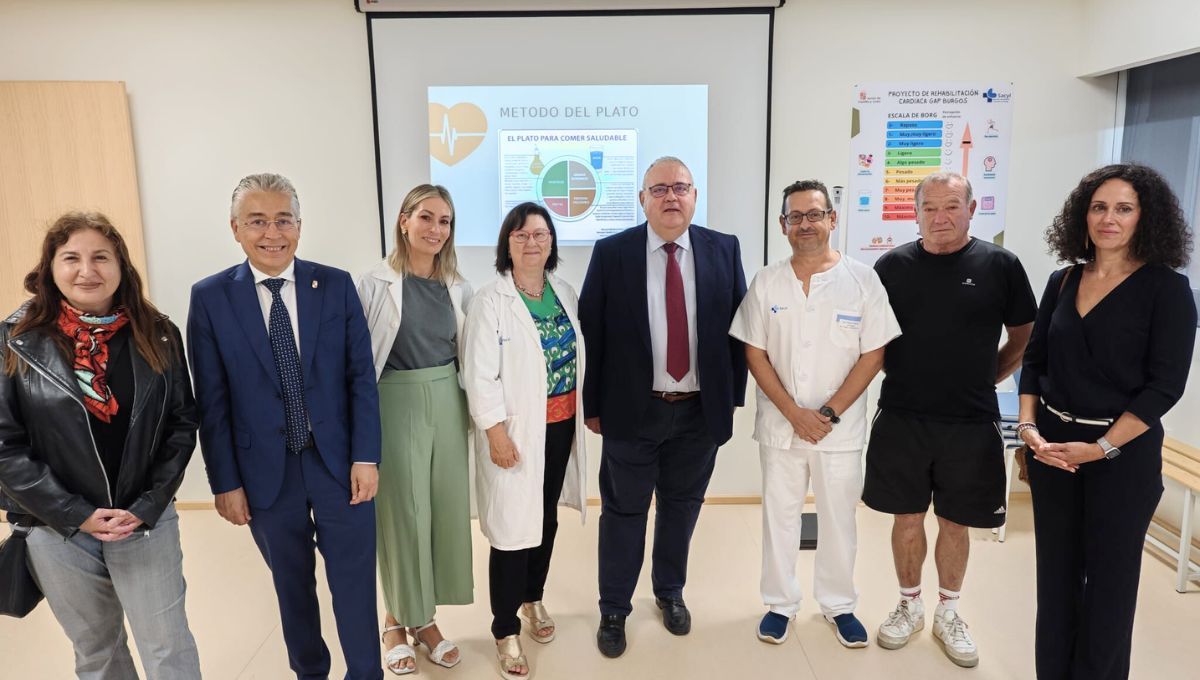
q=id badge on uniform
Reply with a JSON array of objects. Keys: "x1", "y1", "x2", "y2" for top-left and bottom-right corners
[{"x1": 835, "y1": 312, "x2": 862, "y2": 331}]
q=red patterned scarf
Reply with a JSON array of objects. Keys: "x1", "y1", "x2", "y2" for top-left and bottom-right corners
[{"x1": 56, "y1": 301, "x2": 130, "y2": 423}]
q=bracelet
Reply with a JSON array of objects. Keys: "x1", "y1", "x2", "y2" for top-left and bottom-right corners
[{"x1": 1015, "y1": 422, "x2": 1039, "y2": 437}]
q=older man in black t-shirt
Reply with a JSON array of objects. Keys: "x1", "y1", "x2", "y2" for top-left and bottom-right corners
[{"x1": 863, "y1": 173, "x2": 1036, "y2": 669}]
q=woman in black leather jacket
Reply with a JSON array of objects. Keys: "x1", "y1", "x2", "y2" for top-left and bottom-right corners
[{"x1": 0, "y1": 212, "x2": 202, "y2": 679}]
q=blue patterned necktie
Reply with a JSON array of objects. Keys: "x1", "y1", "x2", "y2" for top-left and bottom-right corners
[{"x1": 263, "y1": 278, "x2": 309, "y2": 453}]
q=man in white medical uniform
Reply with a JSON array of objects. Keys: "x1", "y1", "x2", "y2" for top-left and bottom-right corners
[{"x1": 729, "y1": 179, "x2": 900, "y2": 648}]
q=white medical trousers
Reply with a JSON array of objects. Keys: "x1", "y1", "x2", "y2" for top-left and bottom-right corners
[{"x1": 760, "y1": 444, "x2": 862, "y2": 618}]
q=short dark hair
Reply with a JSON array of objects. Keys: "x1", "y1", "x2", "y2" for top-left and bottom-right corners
[
  {"x1": 1046, "y1": 163, "x2": 1193, "y2": 268},
  {"x1": 494, "y1": 202, "x2": 560, "y2": 273},
  {"x1": 781, "y1": 180, "x2": 833, "y2": 215}
]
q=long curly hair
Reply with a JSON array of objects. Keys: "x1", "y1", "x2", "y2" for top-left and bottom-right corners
[
  {"x1": 4, "y1": 212, "x2": 176, "y2": 376},
  {"x1": 1045, "y1": 163, "x2": 1192, "y2": 268}
]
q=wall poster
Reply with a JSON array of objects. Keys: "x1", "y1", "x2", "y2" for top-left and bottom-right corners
[{"x1": 846, "y1": 82, "x2": 1014, "y2": 263}]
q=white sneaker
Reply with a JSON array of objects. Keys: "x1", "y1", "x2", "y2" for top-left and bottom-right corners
[
  {"x1": 877, "y1": 598, "x2": 924, "y2": 650},
  {"x1": 933, "y1": 608, "x2": 979, "y2": 668}
]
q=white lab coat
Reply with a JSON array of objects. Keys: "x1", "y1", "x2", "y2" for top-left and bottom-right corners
[
  {"x1": 463, "y1": 272, "x2": 587, "y2": 550},
  {"x1": 355, "y1": 258, "x2": 472, "y2": 381}
]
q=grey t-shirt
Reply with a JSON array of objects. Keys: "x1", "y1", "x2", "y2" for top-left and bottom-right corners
[{"x1": 385, "y1": 275, "x2": 457, "y2": 371}]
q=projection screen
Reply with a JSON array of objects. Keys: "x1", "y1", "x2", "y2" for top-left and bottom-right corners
[{"x1": 368, "y1": 10, "x2": 773, "y2": 290}]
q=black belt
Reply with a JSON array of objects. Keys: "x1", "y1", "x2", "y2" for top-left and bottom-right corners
[{"x1": 651, "y1": 390, "x2": 699, "y2": 403}]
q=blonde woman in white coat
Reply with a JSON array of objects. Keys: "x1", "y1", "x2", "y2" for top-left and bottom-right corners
[
  {"x1": 356, "y1": 184, "x2": 473, "y2": 675},
  {"x1": 463, "y1": 202, "x2": 587, "y2": 680}
]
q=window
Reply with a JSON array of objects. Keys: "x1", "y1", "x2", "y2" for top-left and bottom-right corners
[{"x1": 1121, "y1": 51, "x2": 1200, "y2": 320}]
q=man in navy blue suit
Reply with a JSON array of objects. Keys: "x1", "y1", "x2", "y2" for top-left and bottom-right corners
[
  {"x1": 579, "y1": 156, "x2": 748, "y2": 658},
  {"x1": 188, "y1": 173, "x2": 382, "y2": 680}
]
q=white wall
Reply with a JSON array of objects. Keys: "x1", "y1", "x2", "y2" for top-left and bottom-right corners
[
  {"x1": 769, "y1": 0, "x2": 1116, "y2": 281},
  {"x1": 0, "y1": 0, "x2": 381, "y2": 501},
  {"x1": 1080, "y1": 0, "x2": 1200, "y2": 75},
  {"x1": 6, "y1": 0, "x2": 1193, "y2": 530}
]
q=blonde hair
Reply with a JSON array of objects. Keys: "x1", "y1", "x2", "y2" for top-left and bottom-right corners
[{"x1": 388, "y1": 184, "x2": 460, "y2": 283}]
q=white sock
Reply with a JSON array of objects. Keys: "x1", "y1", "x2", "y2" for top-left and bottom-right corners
[
  {"x1": 900, "y1": 586, "x2": 921, "y2": 604},
  {"x1": 937, "y1": 587, "x2": 960, "y2": 612}
]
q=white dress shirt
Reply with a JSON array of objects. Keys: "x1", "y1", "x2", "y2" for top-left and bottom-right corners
[
  {"x1": 646, "y1": 227, "x2": 700, "y2": 392},
  {"x1": 249, "y1": 260, "x2": 373, "y2": 465},
  {"x1": 729, "y1": 254, "x2": 901, "y2": 451}
]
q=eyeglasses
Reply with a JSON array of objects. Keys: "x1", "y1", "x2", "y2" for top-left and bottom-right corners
[
  {"x1": 645, "y1": 183, "x2": 693, "y2": 198},
  {"x1": 241, "y1": 218, "x2": 298, "y2": 232},
  {"x1": 783, "y1": 210, "x2": 832, "y2": 225},
  {"x1": 510, "y1": 230, "x2": 552, "y2": 244}
]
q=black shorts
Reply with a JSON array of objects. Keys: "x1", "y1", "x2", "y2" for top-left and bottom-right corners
[{"x1": 862, "y1": 409, "x2": 1008, "y2": 528}]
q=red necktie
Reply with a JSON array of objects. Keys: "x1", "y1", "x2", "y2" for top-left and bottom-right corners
[{"x1": 663, "y1": 242, "x2": 689, "y2": 381}]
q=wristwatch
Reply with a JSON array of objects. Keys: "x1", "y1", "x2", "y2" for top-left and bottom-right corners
[
  {"x1": 819, "y1": 405, "x2": 841, "y2": 424},
  {"x1": 1097, "y1": 436, "x2": 1121, "y2": 460}
]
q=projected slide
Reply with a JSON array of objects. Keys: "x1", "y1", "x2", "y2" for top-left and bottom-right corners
[
  {"x1": 498, "y1": 129, "x2": 638, "y2": 241},
  {"x1": 428, "y1": 85, "x2": 707, "y2": 245}
]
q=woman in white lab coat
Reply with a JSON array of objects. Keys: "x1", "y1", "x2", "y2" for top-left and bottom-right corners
[
  {"x1": 357, "y1": 184, "x2": 473, "y2": 675},
  {"x1": 463, "y1": 202, "x2": 587, "y2": 680}
]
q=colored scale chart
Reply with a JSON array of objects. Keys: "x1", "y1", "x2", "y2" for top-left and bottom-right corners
[
  {"x1": 540, "y1": 159, "x2": 598, "y2": 219},
  {"x1": 883, "y1": 120, "x2": 943, "y2": 221}
]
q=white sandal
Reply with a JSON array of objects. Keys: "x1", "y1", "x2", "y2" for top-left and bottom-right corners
[
  {"x1": 496, "y1": 634, "x2": 531, "y2": 679},
  {"x1": 412, "y1": 620, "x2": 461, "y2": 669},
  {"x1": 520, "y1": 601, "x2": 556, "y2": 644},
  {"x1": 381, "y1": 624, "x2": 416, "y2": 675}
]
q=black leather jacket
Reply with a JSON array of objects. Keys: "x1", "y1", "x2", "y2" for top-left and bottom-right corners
[{"x1": 0, "y1": 309, "x2": 198, "y2": 536}]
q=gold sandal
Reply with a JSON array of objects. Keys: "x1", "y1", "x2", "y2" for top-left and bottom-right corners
[
  {"x1": 496, "y1": 634, "x2": 530, "y2": 679},
  {"x1": 521, "y1": 601, "x2": 556, "y2": 644}
]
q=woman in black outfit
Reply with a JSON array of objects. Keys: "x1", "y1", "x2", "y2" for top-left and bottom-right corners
[
  {"x1": 0, "y1": 212, "x2": 201, "y2": 679},
  {"x1": 1017, "y1": 163, "x2": 1196, "y2": 679}
]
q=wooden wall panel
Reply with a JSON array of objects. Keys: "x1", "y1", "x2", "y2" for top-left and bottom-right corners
[{"x1": 0, "y1": 81, "x2": 147, "y2": 316}]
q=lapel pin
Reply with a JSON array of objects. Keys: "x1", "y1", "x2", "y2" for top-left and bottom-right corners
[{"x1": 312, "y1": 280, "x2": 319, "y2": 289}]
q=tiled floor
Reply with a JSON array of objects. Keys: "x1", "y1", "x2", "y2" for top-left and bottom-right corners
[{"x1": 2, "y1": 497, "x2": 1197, "y2": 679}]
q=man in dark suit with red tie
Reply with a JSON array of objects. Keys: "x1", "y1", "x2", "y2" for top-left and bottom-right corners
[{"x1": 579, "y1": 156, "x2": 748, "y2": 658}]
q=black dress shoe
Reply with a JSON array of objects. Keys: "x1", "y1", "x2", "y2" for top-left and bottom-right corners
[
  {"x1": 597, "y1": 615, "x2": 627, "y2": 658},
  {"x1": 655, "y1": 597, "x2": 691, "y2": 635}
]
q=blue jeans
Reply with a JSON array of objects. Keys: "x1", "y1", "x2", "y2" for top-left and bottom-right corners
[{"x1": 25, "y1": 503, "x2": 201, "y2": 680}]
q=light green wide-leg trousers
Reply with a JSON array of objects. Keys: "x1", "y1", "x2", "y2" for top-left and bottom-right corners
[{"x1": 376, "y1": 363, "x2": 474, "y2": 626}]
